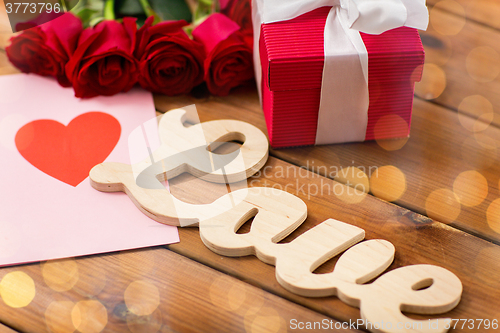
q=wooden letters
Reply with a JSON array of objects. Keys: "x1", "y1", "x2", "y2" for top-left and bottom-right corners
[{"x1": 90, "y1": 108, "x2": 462, "y2": 333}]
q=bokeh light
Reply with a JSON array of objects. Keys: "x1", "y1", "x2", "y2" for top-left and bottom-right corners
[
  {"x1": 419, "y1": 32, "x2": 452, "y2": 66},
  {"x1": 209, "y1": 276, "x2": 247, "y2": 312},
  {"x1": 73, "y1": 262, "x2": 106, "y2": 297},
  {"x1": 473, "y1": 246, "x2": 500, "y2": 288},
  {"x1": 370, "y1": 166, "x2": 407, "y2": 202},
  {"x1": 71, "y1": 300, "x2": 108, "y2": 333},
  {"x1": 41, "y1": 259, "x2": 79, "y2": 292},
  {"x1": 461, "y1": 136, "x2": 497, "y2": 170},
  {"x1": 458, "y1": 95, "x2": 494, "y2": 132},
  {"x1": 45, "y1": 301, "x2": 75, "y2": 333},
  {"x1": 0, "y1": 271, "x2": 35, "y2": 308},
  {"x1": 425, "y1": 188, "x2": 461, "y2": 223},
  {"x1": 244, "y1": 307, "x2": 285, "y2": 333},
  {"x1": 375, "y1": 138, "x2": 409, "y2": 152},
  {"x1": 335, "y1": 184, "x2": 367, "y2": 204},
  {"x1": 466, "y1": 46, "x2": 500, "y2": 83},
  {"x1": 474, "y1": 132, "x2": 497, "y2": 150},
  {"x1": 430, "y1": 0, "x2": 466, "y2": 35},
  {"x1": 373, "y1": 115, "x2": 409, "y2": 151},
  {"x1": 336, "y1": 167, "x2": 370, "y2": 192},
  {"x1": 486, "y1": 198, "x2": 500, "y2": 234},
  {"x1": 453, "y1": 170, "x2": 488, "y2": 207},
  {"x1": 334, "y1": 167, "x2": 369, "y2": 204},
  {"x1": 414, "y1": 63, "x2": 447, "y2": 100},
  {"x1": 124, "y1": 280, "x2": 160, "y2": 316}
]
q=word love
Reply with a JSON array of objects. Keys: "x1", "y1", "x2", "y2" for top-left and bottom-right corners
[{"x1": 90, "y1": 108, "x2": 462, "y2": 333}]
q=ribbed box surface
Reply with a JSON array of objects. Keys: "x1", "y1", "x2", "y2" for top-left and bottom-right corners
[{"x1": 259, "y1": 6, "x2": 425, "y2": 148}]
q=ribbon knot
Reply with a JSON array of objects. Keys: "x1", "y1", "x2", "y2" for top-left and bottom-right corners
[
  {"x1": 253, "y1": 0, "x2": 429, "y2": 144},
  {"x1": 259, "y1": 0, "x2": 428, "y2": 35}
]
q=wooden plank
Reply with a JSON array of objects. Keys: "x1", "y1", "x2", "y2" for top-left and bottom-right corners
[
  {"x1": 162, "y1": 156, "x2": 500, "y2": 332},
  {"x1": 1, "y1": 1, "x2": 499, "y2": 128},
  {"x1": 417, "y1": 7, "x2": 500, "y2": 127},
  {"x1": 1, "y1": 1, "x2": 499, "y2": 127},
  {"x1": 0, "y1": 6, "x2": 498, "y2": 331},
  {"x1": 426, "y1": 0, "x2": 500, "y2": 30},
  {"x1": 155, "y1": 88, "x2": 500, "y2": 245},
  {"x1": 0, "y1": 324, "x2": 18, "y2": 333},
  {"x1": 1, "y1": 0, "x2": 500, "y2": 129},
  {"x1": 0, "y1": 0, "x2": 497, "y2": 243},
  {"x1": 0, "y1": 249, "x2": 354, "y2": 333}
]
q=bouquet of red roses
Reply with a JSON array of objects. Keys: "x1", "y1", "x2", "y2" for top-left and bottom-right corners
[{"x1": 6, "y1": 0, "x2": 253, "y2": 98}]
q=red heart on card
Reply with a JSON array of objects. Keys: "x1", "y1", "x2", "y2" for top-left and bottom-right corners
[{"x1": 15, "y1": 112, "x2": 121, "y2": 187}]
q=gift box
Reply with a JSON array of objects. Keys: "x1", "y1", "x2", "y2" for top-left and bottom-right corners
[{"x1": 253, "y1": 3, "x2": 427, "y2": 148}]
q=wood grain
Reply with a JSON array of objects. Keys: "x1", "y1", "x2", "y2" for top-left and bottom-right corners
[
  {"x1": 417, "y1": 7, "x2": 500, "y2": 127},
  {"x1": 0, "y1": 249, "x2": 358, "y2": 333},
  {"x1": 201, "y1": 202, "x2": 462, "y2": 333},
  {"x1": 427, "y1": 0, "x2": 500, "y2": 30},
  {"x1": 1, "y1": 1, "x2": 499, "y2": 125},
  {"x1": 0, "y1": 324, "x2": 18, "y2": 333},
  {"x1": 154, "y1": 88, "x2": 500, "y2": 245},
  {"x1": 0, "y1": 6, "x2": 499, "y2": 333},
  {"x1": 163, "y1": 157, "x2": 500, "y2": 332},
  {"x1": 89, "y1": 107, "x2": 269, "y2": 226}
]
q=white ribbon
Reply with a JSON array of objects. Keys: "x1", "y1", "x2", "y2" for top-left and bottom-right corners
[{"x1": 252, "y1": 0, "x2": 428, "y2": 144}]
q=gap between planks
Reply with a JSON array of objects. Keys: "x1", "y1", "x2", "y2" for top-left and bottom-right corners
[
  {"x1": 0, "y1": 323, "x2": 20, "y2": 333},
  {"x1": 163, "y1": 156, "x2": 500, "y2": 331},
  {"x1": 154, "y1": 88, "x2": 500, "y2": 247}
]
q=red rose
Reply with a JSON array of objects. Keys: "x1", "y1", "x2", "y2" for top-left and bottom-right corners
[
  {"x1": 65, "y1": 18, "x2": 139, "y2": 98},
  {"x1": 193, "y1": 13, "x2": 254, "y2": 96},
  {"x1": 6, "y1": 13, "x2": 83, "y2": 87},
  {"x1": 220, "y1": 0, "x2": 253, "y2": 34},
  {"x1": 135, "y1": 17, "x2": 205, "y2": 96}
]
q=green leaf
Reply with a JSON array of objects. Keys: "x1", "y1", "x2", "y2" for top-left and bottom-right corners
[
  {"x1": 73, "y1": 8, "x2": 99, "y2": 24},
  {"x1": 62, "y1": 0, "x2": 82, "y2": 11},
  {"x1": 115, "y1": 0, "x2": 145, "y2": 16},
  {"x1": 89, "y1": 16, "x2": 105, "y2": 26},
  {"x1": 137, "y1": 0, "x2": 161, "y2": 23},
  {"x1": 70, "y1": 0, "x2": 107, "y2": 27},
  {"x1": 148, "y1": 0, "x2": 192, "y2": 22},
  {"x1": 198, "y1": 0, "x2": 213, "y2": 6},
  {"x1": 71, "y1": 0, "x2": 105, "y2": 14}
]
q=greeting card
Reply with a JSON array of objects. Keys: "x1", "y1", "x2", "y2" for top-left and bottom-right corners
[{"x1": 0, "y1": 74, "x2": 179, "y2": 266}]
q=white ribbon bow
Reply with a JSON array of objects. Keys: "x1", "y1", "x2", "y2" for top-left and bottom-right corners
[
  {"x1": 253, "y1": 0, "x2": 429, "y2": 144},
  {"x1": 259, "y1": 0, "x2": 428, "y2": 34}
]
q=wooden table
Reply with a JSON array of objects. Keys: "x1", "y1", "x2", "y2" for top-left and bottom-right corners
[{"x1": 1, "y1": 1, "x2": 500, "y2": 332}]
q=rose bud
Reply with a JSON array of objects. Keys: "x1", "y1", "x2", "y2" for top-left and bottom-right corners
[
  {"x1": 6, "y1": 13, "x2": 83, "y2": 87},
  {"x1": 219, "y1": 0, "x2": 252, "y2": 33},
  {"x1": 135, "y1": 17, "x2": 205, "y2": 96},
  {"x1": 193, "y1": 13, "x2": 254, "y2": 96},
  {"x1": 65, "y1": 18, "x2": 139, "y2": 98}
]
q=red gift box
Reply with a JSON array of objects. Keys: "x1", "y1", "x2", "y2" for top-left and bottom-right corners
[{"x1": 258, "y1": 6, "x2": 425, "y2": 148}]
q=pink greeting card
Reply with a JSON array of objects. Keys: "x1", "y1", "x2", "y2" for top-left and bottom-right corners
[{"x1": 0, "y1": 74, "x2": 179, "y2": 266}]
